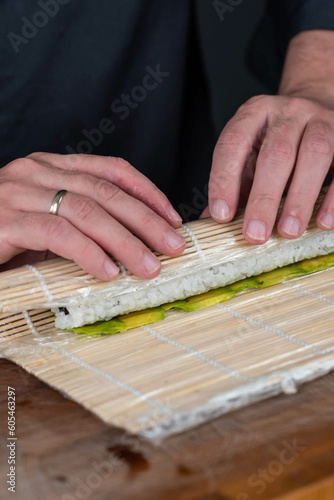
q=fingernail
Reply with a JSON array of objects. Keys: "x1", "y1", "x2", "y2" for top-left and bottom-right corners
[
  {"x1": 143, "y1": 252, "x2": 161, "y2": 274},
  {"x1": 245, "y1": 220, "x2": 267, "y2": 242},
  {"x1": 319, "y1": 212, "x2": 334, "y2": 229},
  {"x1": 166, "y1": 230, "x2": 185, "y2": 251},
  {"x1": 169, "y1": 206, "x2": 182, "y2": 222},
  {"x1": 280, "y1": 216, "x2": 300, "y2": 237},
  {"x1": 210, "y1": 200, "x2": 230, "y2": 221},
  {"x1": 104, "y1": 259, "x2": 119, "y2": 278}
]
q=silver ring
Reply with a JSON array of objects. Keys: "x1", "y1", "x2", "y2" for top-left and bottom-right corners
[{"x1": 49, "y1": 190, "x2": 67, "y2": 215}]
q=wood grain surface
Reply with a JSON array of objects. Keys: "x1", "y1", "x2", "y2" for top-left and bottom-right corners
[{"x1": 0, "y1": 359, "x2": 334, "y2": 500}]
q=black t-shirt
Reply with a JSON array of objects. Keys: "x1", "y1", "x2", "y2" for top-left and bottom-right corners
[
  {"x1": 1, "y1": 0, "x2": 334, "y2": 215},
  {"x1": 0, "y1": 0, "x2": 215, "y2": 216},
  {"x1": 250, "y1": 0, "x2": 334, "y2": 90}
]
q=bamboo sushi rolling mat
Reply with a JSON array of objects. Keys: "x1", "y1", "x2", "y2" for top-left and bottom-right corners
[{"x1": 1, "y1": 202, "x2": 334, "y2": 440}]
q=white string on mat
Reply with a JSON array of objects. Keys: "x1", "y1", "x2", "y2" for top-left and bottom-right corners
[
  {"x1": 182, "y1": 224, "x2": 206, "y2": 261},
  {"x1": 143, "y1": 326, "x2": 251, "y2": 382},
  {"x1": 219, "y1": 304, "x2": 327, "y2": 355},
  {"x1": 23, "y1": 312, "x2": 170, "y2": 413},
  {"x1": 24, "y1": 264, "x2": 54, "y2": 302},
  {"x1": 24, "y1": 311, "x2": 39, "y2": 336},
  {"x1": 283, "y1": 281, "x2": 334, "y2": 306},
  {"x1": 115, "y1": 260, "x2": 130, "y2": 279}
]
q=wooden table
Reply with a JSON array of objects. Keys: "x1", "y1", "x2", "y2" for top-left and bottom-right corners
[{"x1": 0, "y1": 359, "x2": 334, "y2": 500}]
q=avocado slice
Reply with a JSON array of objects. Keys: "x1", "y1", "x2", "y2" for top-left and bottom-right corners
[
  {"x1": 162, "y1": 288, "x2": 235, "y2": 312},
  {"x1": 70, "y1": 252, "x2": 334, "y2": 336},
  {"x1": 72, "y1": 307, "x2": 165, "y2": 335},
  {"x1": 255, "y1": 265, "x2": 304, "y2": 288},
  {"x1": 181, "y1": 287, "x2": 235, "y2": 311},
  {"x1": 162, "y1": 300, "x2": 187, "y2": 311},
  {"x1": 118, "y1": 307, "x2": 165, "y2": 329},
  {"x1": 72, "y1": 318, "x2": 127, "y2": 335},
  {"x1": 229, "y1": 277, "x2": 259, "y2": 292},
  {"x1": 296, "y1": 252, "x2": 334, "y2": 273}
]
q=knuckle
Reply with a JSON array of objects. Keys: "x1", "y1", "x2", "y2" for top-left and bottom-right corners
[
  {"x1": 250, "y1": 193, "x2": 276, "y2": 207},
  {"x1": 209, "y1": 167, "x2": 233, "y2": 188},
  {"x1": 140, "y1": 210, "x2": 159, "y2": 230},
  {"x1": 4, "y1": 157, "x2": 37, "y2": 177},
  {"x1": 283, "y1": 96, "x2": 308, "y2": 114},
  {"x1": 228, "y1": 110, "x2": 255, "y2": 126},
  {"x1": 93, "y1": 179, "x2": 121, "y2": 204},
  {"x1": 0, "y1": 180, "x2": 25, "y2": 199},
  {"x1": 71, "y1": 197, "x2": 99, "y2": 222},
  {"x1": 304, "y1": 136, "x2": 331, "y2": 157},
  {"x1": 310, "y1": 120, "x2": 332, "y2": 136},
  {"x1": 45, "y1": 217, "x2": 70, "y2": 241},
  {"x1": 64, "y1": 153, "x2": 84, "y2": 171},
  {"x1": 270, "y1": 117, "x2": 294, "y2": 136},
  {"x1": 118, "y1": 231, "x2": 137, "y2": 253},
  {"x1": 242, "y1": 94, "x2": 269, "y2": 108},
  {"x1": 216, "y1": 131, "x2": 252, "y2": 153},
  {"x1": 261, "y1": 138, "x2": 293, "y2": 163},
  {"x1": 109, "y1": 156, "x2": 131, "y2": 170},
  {"x1": 304, "y1": 123, "x2": 332, "y2": 156},
  {"x1": 26, "y1": 152, "x2": 45, "y2": 160}
]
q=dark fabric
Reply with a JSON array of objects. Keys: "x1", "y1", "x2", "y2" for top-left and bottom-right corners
[
  {"x1": 270, "y1": 0, "x2": 334, "y2": 49},
  {"x1": 1, "y1": 0, "x2": 334, "y2": 216},
  {"x1": 249, "y1": 0, "x2": 334, "y2": 92},
  {"x1": 0, "y1": 0, "x2": 214, "y2": 214}
]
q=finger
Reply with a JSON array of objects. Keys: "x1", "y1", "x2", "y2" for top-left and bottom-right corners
[
  {"x1": 209, "y1": 97, "x2": 268, "y2": 223},
  {"x1": 317, "y1": 179, "x2": 334, "y2": 230},
  {"x1": 0, "y1": 210, "x2": 119, "y2": 281},
  {"x1": 58, "y1": 193, "x2": 163, "y2": 279},
  {"x1": 199, "y1": 206, "x2": 210, "y2": 219},
  {"x1": 0, "y1": 250, "x2": 52, "y2": 272},
  {"x1": 278, "y1": 119, "x2": 334, "y2": 238},
  {"x1": 5, "y1": 174, "x2": 186, "y2": 257},
  {"x1": 26, "y1": 153, "x2": 183, "y2": 227},
  {"x1": 243, "y1": 115, "x2": 304, "y2": 244},
  {"x1": 238, "y1": 148, "x2": 258, "y2": 208},
  {"x1": 3, "y1": 184, "x2": 163, "y2": 279}
]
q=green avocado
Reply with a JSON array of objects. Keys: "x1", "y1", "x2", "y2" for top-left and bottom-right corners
[
  {"x1": 162, "y1": 300, "x2": 187, "y2": 311},
  {"x1": 162, "y1": 287, "x2": 235, "y2": 312},
  {"x1": 182, "y1": 287, "x2": 236, "y2": 311},
  {"x1": 72, "y1": 307, "x2": 165, "y2": 335},
  {"x1": 296, "y1": 252, "x2": 334, "y2": 273},
  {"x1": 255, "y1": 265, "x2": 304, "y2": 288},
  {"x1": 118, "y1": 307, "x2": 165, "y2": 328},
  {"x1": 229, "y1": 277, "x2": 259, "y2": 292},
  {"x1": 72, "y1": 318, "x2": 127, "y2": 335},
  {"x1": 70, "y1": 252, "x2": 334, "y2": 336}
]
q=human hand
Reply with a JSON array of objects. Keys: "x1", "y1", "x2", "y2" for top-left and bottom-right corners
[
  {"x1": 0, "y1": 153, "x2": 185, "y2": 279},
  {"x1": 204, "y1": 94, "x2": 334, "y2": 243}
]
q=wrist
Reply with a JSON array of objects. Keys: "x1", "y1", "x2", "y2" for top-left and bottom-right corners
[
  {"x1": 278, "y1": 86, "x2": 334, "y2": 110},
  {"x1": 279, "y1": 30, "x2": 334, "y2": 109}
]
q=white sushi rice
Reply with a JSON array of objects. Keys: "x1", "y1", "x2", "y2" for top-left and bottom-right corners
[{"x1": 54, "y1": 228, "x2": 334, "y2": 329}]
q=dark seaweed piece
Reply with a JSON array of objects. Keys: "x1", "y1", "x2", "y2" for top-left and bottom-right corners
[{"x1": 59, "y1": 307, "x2": 69, "y2": 315}]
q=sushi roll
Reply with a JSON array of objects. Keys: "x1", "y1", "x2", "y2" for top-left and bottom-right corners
[{"x1": 53, "y1": 222, "x2": 334, "y2": 329}]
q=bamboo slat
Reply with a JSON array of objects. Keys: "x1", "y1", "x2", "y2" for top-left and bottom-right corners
[
  {"x1": 0, "y1": 194, "x2": 334, "y2": 439},
  {"x1": 0, "y1": 196, "x2": 329, "y2": 313},
  {"x1": 1, "y1": 266, "x2": 334, "y2": 439}
]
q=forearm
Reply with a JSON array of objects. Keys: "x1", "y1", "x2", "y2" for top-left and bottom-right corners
[{"x1": 279, "y1": 30, "x2": 334, "y2": 107}]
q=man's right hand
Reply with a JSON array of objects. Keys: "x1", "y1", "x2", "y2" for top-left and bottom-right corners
[{"x1": 0, "y1": 153, "x2": 185, "y2": 280}]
